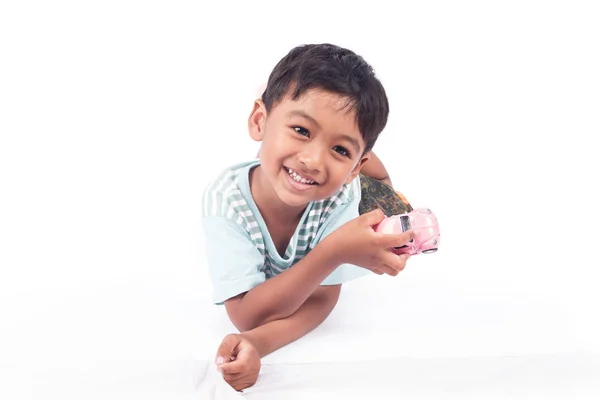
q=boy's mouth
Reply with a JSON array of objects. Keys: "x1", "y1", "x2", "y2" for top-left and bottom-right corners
[{"x1": 285, "y1": 167, "x2": 318, "y2": 185}]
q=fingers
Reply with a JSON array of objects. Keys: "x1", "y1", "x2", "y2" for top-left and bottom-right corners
[
  {"x1": 218, "y1": 360, "x2": 245, "y2": 377},
  {"x1": 219, "y1": 358, "x2": 245, "y2": 375},
  {"x1": 215, "y1": 334, "x2": 240, "y2": 366},
  {"x1": 220, "y1": 353, "x2": 257, "y2": 377},
  {"x1": 369, "y1": 260, "x2": 402, "y2": 276},
  {"x1": 223, "y1": 373, "x2": 253, "y2": 392},
  {"x1": 380, "y1": 229, "x2": 415, "y2": 249},
  {"x1": 217, "y1": 336, "x2": 259, "y2": 374},
  {"x1": 222, "y1": 372, "x2": 243, "y2": 391},
  {"x1": 218, "y1": 339, "x2": 261, "y2": 392},
  {"x1": 373, "y1": 262, "x2": 399, "y2": 276},
  {"x1": 379, "y1": 253, "x2": 410, "y2": 276}
]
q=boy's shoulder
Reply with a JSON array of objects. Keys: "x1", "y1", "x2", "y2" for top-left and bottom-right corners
[{"x1": 202, "y1": 159, "x2": 259, "y2": 218}]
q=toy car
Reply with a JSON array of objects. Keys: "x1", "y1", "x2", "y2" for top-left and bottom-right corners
[{"x1": 374, "y1": 208, "x2": 440, "y2": 255}]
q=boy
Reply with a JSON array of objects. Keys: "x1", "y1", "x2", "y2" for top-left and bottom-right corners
[{"x1": 201, "y1": 43, "x2": 414, "y2": 391}]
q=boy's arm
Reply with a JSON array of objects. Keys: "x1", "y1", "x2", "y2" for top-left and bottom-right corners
[
  {"x1": 223, "y1": 209, "x2": 412, "y2": 332},
  {"x1": 224, "y1": 234, "x2": 342, "y2": 332},
  {"x1": 360, "y1": 151, "x2": 393, "y2": 187},
  {"x1": 215, "y1": 285, "x2": 341, "y2": 391},
  {"x1": 242, "y1": 284, "x2": 340, "y2": 356}
]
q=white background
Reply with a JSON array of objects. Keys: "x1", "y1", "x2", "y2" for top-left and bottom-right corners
[{"x1": 1, "y1": 0, "x2": 599, "y2": 398}]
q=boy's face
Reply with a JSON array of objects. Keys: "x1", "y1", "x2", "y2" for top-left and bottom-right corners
[{"x1": 249, "y1": 89, "x2": 369, "y2": 208}]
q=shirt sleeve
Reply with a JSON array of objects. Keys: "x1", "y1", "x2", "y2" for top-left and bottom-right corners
[
  {"x1": 202, "y1": 216, "x2": 266, "y2": 305},
  {"x1": 311, "y1": 188, "x2": 373, "y2": 286}
]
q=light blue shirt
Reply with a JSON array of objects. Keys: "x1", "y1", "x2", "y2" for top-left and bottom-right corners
[{"x1": 201, "y1": 159, "x2": 371, "y2": 304}]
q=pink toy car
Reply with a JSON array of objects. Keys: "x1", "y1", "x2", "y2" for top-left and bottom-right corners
[{"x1": 374, "y1": 208, "x2": 440, "y2": 255}]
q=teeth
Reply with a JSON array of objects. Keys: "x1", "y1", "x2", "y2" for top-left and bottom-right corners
[{"x1": 287, "y1": 168, "x2": 315, "y2": 185}]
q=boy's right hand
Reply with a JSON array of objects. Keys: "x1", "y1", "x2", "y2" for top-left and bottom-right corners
[
  {"x1": 328, "y1": 208, "x2": 414, "y2": 276},
  {"x1": 215, "y1": 333, "x2": 261, "y2": 392}
]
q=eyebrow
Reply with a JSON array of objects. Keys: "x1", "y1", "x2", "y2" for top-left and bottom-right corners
[
  {"x1": 287, "y1": 110, "x2": 321, "y2": 129},
  {"x1": 287, "y1": 110, "x2": 362, "y2": 153}
]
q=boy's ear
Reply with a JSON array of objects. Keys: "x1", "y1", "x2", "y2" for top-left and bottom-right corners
[
  {"x1": 345, "y1": 153, "x2": 370, "y2": 185},
  {"x1": 248, "y1": 99, "x2": 267, "y2": 142}
]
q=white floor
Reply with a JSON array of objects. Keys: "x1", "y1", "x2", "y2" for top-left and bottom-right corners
[
  {"x1": 198, "y1": 353, "x2": 600, "y2": 399},
  {"x1": 4, "y1": 267, "x2": 599, "y2": 399},
  {"x1": 196, "y1": 270, "x2": 600, "y2": 399}
]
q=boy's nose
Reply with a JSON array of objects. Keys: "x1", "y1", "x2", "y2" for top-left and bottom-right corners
[{"x1": 298, "y1": 146, "x2": 324, "y2": 172}]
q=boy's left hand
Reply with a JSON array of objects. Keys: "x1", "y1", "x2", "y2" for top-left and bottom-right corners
[{"x1": 215, "y1": 333, "x2": 261, "y2": 391}]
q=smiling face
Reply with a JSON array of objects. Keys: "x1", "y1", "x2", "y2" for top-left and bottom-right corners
[{"x1": 248, "y1": 89, "x2": 370, "y2": 209}]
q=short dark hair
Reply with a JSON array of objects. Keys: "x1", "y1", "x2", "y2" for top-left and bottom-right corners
[{"x1": 262, "y1": 43, "x2": 389, "y2": 154}]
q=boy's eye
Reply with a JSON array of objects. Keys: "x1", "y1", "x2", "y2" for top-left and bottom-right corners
[
  {"x1": 333, "y1": 146, "x2": 350, "y2": 157},
  {"x1": 293, "y1": 126, "x2": 309, "y2": 137}
]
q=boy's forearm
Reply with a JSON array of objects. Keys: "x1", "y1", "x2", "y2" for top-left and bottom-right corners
[
  {"x1": 241, "y1": 285, "x2": 340, "y2": 358},
  {"x1": 225, "y1": 236, "x2": 342, "y2": 331},
  {"x1": 361, "y1": 152, "x2": 393, "y2": 187}
]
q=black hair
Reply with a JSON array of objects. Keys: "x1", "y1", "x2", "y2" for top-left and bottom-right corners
[{"x1": 262, "y1": 43, "x2": 389, "y2": 154}]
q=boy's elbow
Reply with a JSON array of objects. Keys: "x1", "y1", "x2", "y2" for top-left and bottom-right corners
[
  {"x1": 223, "y1": 295, "x2": 251, "y2": 331},
  {"x1": 231, "y1": 317, "x2": 255, "y2": 332},
  {"x1": 224, "y1": 296, "x2": 284, "y2": 332},
  {"x1": 224, "y1": 309, "x2": 252, "y2": 332}
]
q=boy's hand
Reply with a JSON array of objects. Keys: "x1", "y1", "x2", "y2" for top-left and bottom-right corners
[
  {"x1": 215, "y1": 333, "x2": 261, "y2": 392},
  {"x1": 329, "y1": 208, "x2": 414, "y2": 276}
]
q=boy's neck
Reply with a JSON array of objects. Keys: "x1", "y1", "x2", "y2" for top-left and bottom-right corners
[{"x1": 249, "y1": 165, "x2": 306, "y2": 223}]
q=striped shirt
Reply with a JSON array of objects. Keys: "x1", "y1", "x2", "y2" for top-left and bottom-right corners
[{"x1": 201, "y1": 159, "x2": 370, "y2": 304}]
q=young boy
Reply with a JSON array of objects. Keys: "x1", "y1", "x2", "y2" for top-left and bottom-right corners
[{"x1": 201, "y1": 43, "x2": 414, "y2": 391}]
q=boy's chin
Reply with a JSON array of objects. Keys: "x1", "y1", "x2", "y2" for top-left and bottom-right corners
[
  {"x1": 273, "y1": 187, "x2": 317, "y2": 208},
  {"x1": 276, "y1": 193, "x2": 315, "y2": 209},
  {"x1": 276, "y1": 187, "x2": 339, "y2": 209}
]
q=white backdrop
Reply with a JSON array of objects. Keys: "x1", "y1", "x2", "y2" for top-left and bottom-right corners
[{"x1": 1, "y1": 1, "x2": 599, "y2": 398}]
